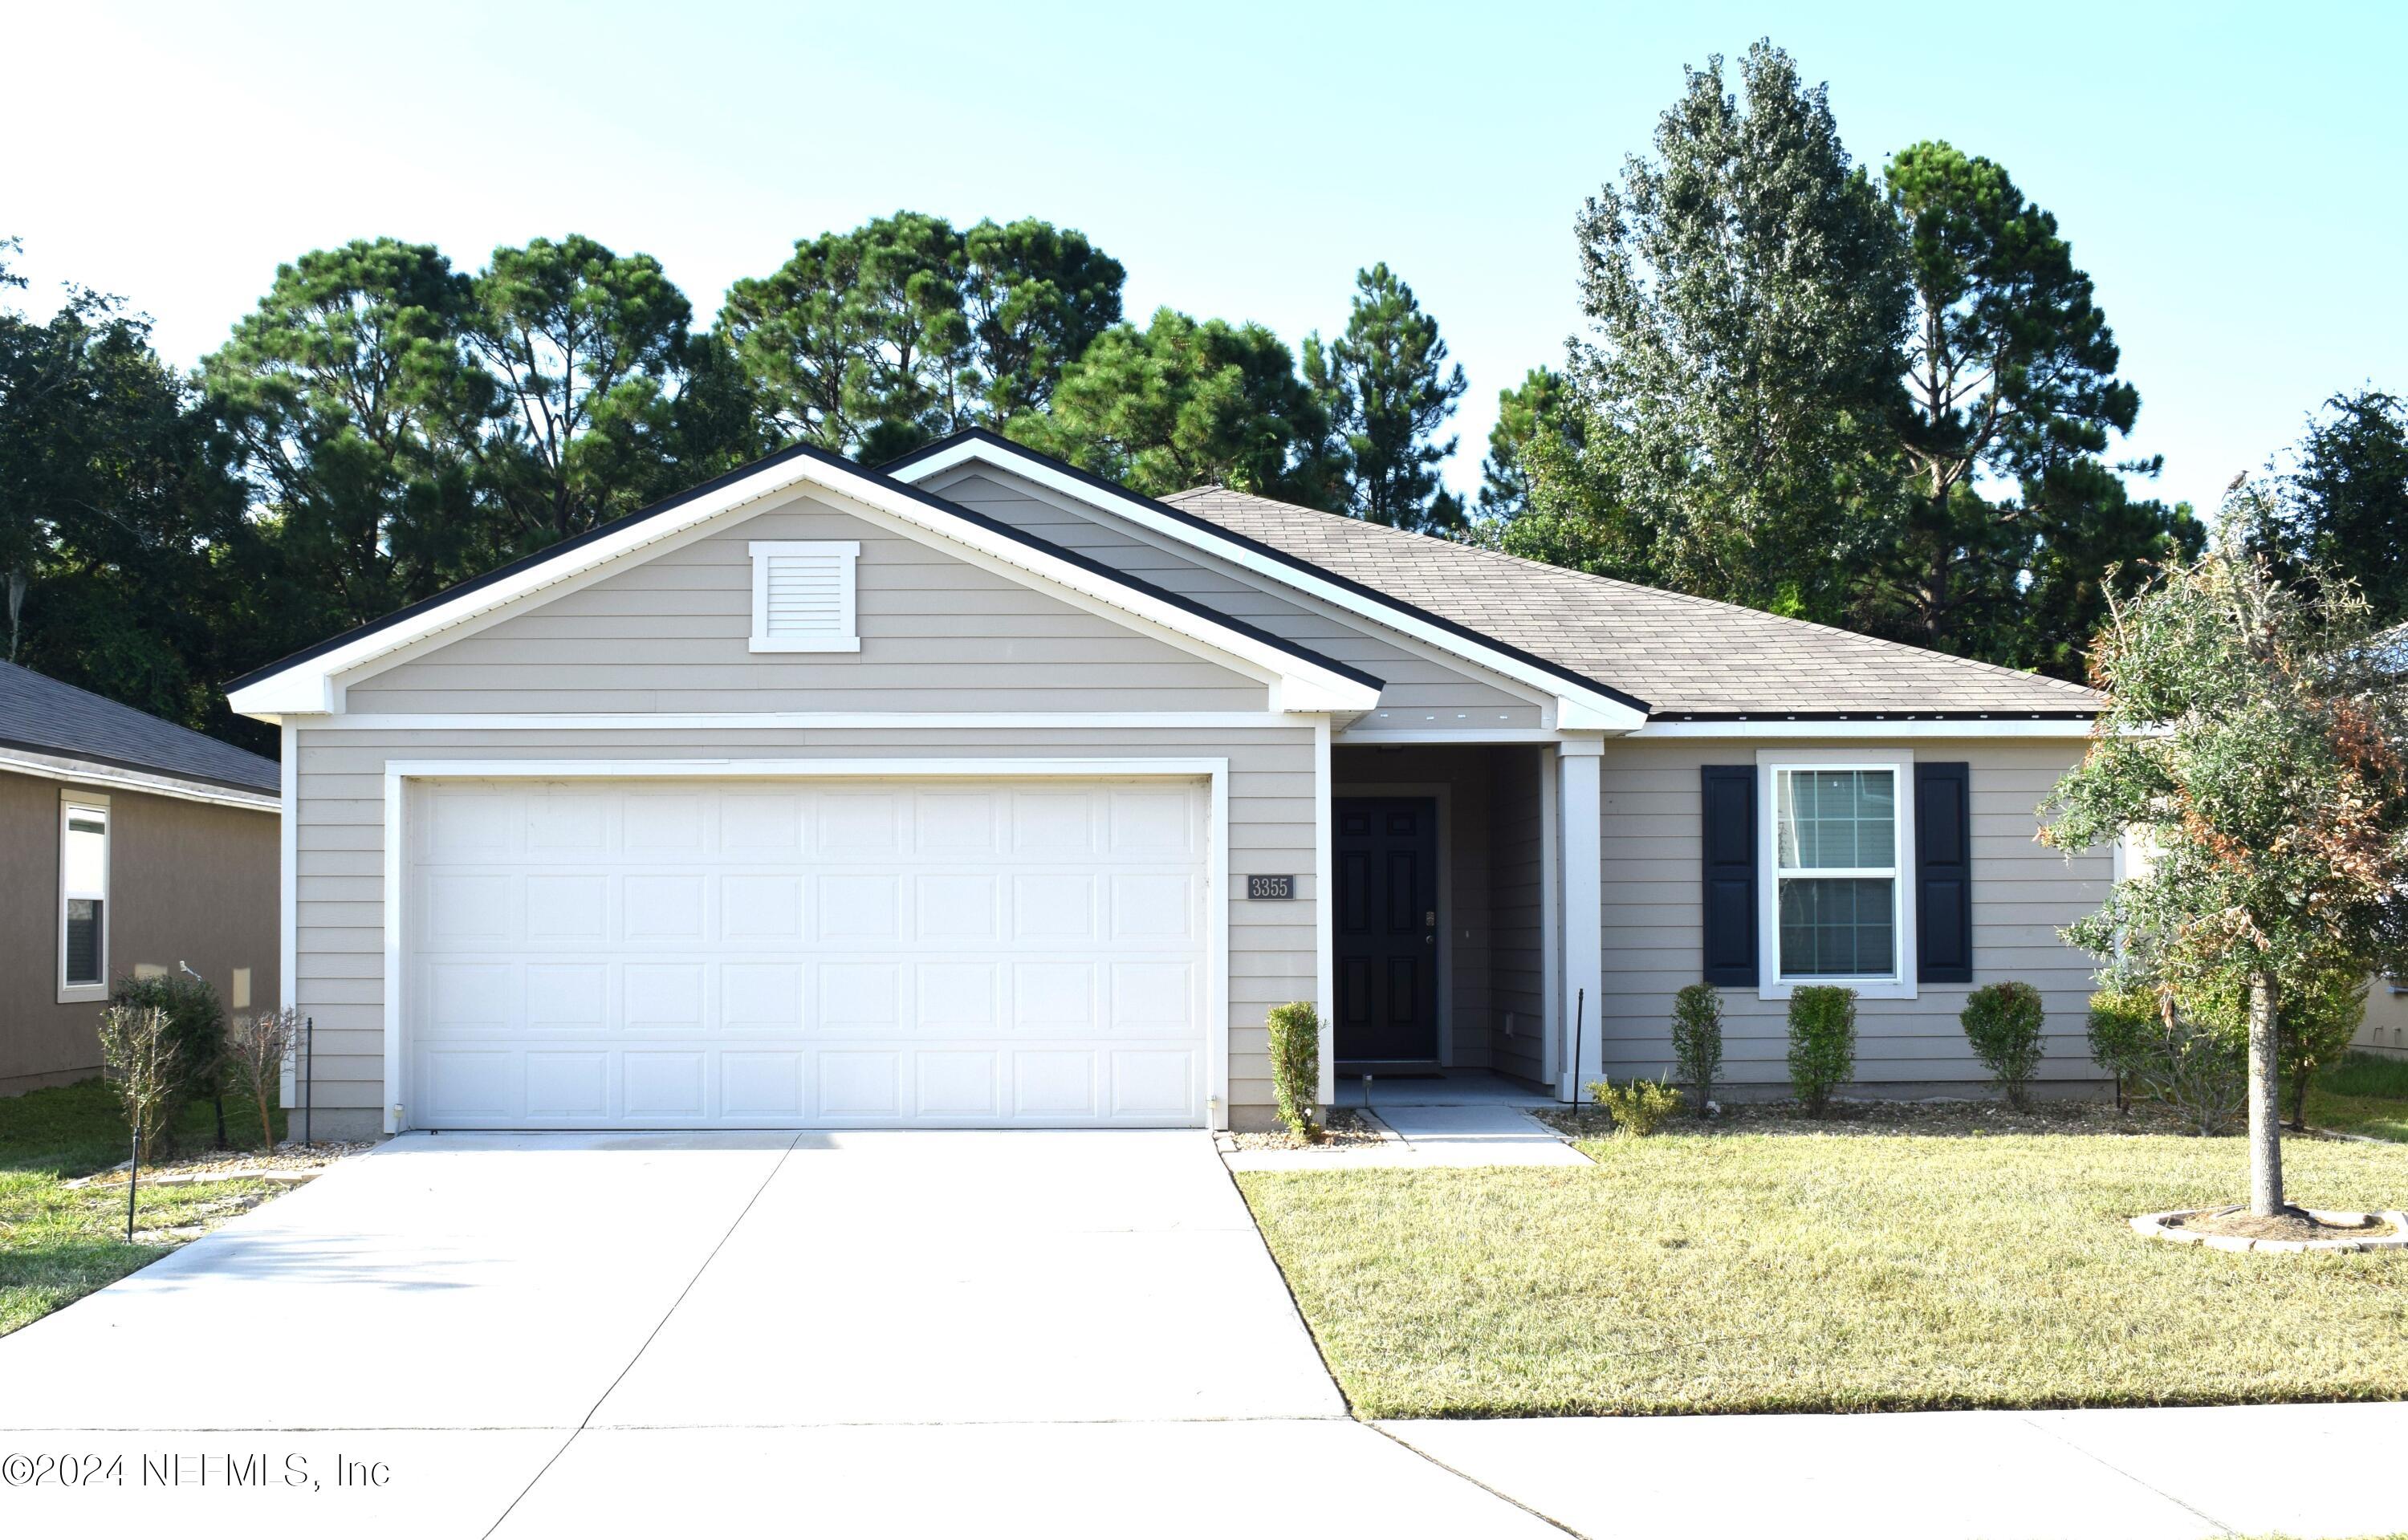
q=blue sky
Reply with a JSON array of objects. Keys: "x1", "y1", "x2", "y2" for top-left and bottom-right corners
[{"x1": 4, "y1": 2, "x2": 2399, "y2": 517}]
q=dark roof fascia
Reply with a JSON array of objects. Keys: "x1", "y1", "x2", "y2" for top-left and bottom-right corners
[
  {"x1": 881, "y1": 428, "x2": 1654, "y2": 716},
  {"x1": 226, "y1": 437, "x2": 1381, "y2": 697}
]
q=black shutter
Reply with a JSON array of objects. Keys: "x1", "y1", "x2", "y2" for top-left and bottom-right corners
[
  {"x1": 1700, "y1": 766, "x2": 1757, "y2": 986},
  {"x1": 1915, "y1": 762, "x2": 1972, "y2": 984}
]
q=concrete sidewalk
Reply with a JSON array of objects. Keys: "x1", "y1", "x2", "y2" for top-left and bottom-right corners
[{"x1": 1385, "y1": 1401, "x2": 2408, "y2": 1539}]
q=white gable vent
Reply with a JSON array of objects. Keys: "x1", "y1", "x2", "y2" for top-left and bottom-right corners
[{"x1": 749, "y1": 540, "x2": 860, "y2": 652}]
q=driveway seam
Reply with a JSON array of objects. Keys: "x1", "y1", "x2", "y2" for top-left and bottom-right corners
[
  {"x1": 480, "y1": 1132, "x2": 804, "y2": 1539},
  {"x1": 1368, "y1": 1423, "x2": 1587, "y2": 1538},
  {"x1": 2015, "y1": 1412, "x2": 2237, "y2": 1535}
]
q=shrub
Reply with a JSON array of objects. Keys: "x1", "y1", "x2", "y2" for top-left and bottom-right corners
[
  {"x1": 1266, "y1": 1002, "x2": 1322, "y2": 1141},
  {"x1": 1786, "y1": 985, "x2": 1857, "y2": 1117},
  {"x1": 2142, "y1": 1000, "x2": 2247, "y2": 1136},
  {"x1": 1960, "y1": 981, "x2": 2046, "y2": 1110},
  {"x1": 1670, "y1": 984, "x2": 1723, "y2": 1114},
  {"x1": 1588, "y1": 1077, "x2": 1683, "y2": 1137},
  {"x1": 222, "y1": 1008, "x2": 299, "y2": 1152},
  {"x1": 2085, "y1": 988, "x2": 2158, "y2": 1114},
  {"x1": 96, "y1": 1003, "x2": 177, "y2": 1161},
  {"x1": 111, "y1": 972, "x2": 226, "y2": 1151},
  {"x1": 2179, "y1": 969, "x2": 2367, "y2": 1130}
]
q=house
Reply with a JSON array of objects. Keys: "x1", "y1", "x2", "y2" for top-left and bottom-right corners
[
  {"x1": 1, "y1": 662, "x2": 281, "y2": 1095},
  {"x1": 224, "y1": 431, "x2": 2111, "y2": 1136}
]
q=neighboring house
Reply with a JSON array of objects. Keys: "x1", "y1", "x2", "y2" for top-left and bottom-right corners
[
  {"x1": 226, "y1": 431, "x2": 2111, "y2": 1136},
  {"x1": 1, "y1": 662, "x2": 281, "y2": 1095},
  {"x1": 2355, "y1": 979, "x2": 2408, "y2": 1058}
]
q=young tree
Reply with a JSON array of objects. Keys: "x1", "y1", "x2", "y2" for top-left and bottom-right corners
[
  {"x1": 2241, "y1": 388, "x2": 2408, "y2": 627},
  {"x1": 1551, "y1": 41, "x2": 1909, "y2": 620},
  {"x1": 1306, "y1": 263, "x2": 1468, "y2": 533},
  {"x1": 2043, "y1": 551, "x2": 2408, "y2": 1216},
  {"x1": 1011, "y1": 307, "x2": 1339, "y2": 505}
]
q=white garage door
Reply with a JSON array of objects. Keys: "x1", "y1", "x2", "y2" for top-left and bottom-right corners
[{"x1": 403, "y1": 776, "x2": 1210, "y2": 1128}]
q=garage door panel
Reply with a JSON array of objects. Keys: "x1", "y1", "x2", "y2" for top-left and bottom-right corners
[{"x1": 406, "y1": 777, "x2": 1210, "y2": 1128}]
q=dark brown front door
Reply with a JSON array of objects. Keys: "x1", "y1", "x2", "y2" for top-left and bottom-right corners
[{"x1": 1334, "y1": 797, "x2": 1439, "y2": 1064}]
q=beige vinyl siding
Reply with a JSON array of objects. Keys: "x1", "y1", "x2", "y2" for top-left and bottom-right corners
[
  {"x1": 933, "y1": 468, "x2": 1544, "y2": 725},
  {"x1": 344, "y1": 493, "x2": 1267, "y2": 714},
  {"x1": 1596, "y1": 737, "x2": 2110, "y2": 1087},
  {"x1": 291, "y1": 725, "x2": 1316, "y2": 1123}
]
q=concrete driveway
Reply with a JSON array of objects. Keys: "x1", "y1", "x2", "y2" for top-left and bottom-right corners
[{"x1": 0, "y1": 1131, "x2": 1552, "y2": 1537}]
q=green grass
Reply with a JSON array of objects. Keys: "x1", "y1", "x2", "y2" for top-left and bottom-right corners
[
  {"x1": 0, "y1": 1079, "x2": 285, "y2": 1337},
  {"x1": 2307, "y1": 1052, "x2": 2408, "y2": 1142},
  {"x1": 1238, "y1": 1132, "x2": 2408, "y2": 1418}
]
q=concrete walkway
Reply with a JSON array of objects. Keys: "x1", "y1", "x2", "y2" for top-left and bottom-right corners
[{"x1": 1224, "y1": 1102, "x2": 1592, "y2": 1170}]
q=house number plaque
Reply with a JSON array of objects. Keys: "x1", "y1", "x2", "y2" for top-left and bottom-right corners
[{"x1": 1245, "y1": 875, "x2": 1296, "y2": 900}]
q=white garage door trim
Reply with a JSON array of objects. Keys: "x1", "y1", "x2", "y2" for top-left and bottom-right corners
[{"x1": 381, "y1": 757, "x2": 1230, "y2": 1134}]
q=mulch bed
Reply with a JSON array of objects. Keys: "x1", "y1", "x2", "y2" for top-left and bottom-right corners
[
  {"x1": 2170, "y1": 1206, "x2": 2399, "y2": 1242},
  {"x1": 1227, "y1": 1107, "x2": 1385, "y2": 1152},
  {"x1": 68, "y1": 1140, "x2": 375, "y2": 1189},
  {"x1": 1535, "y1": 1096, "x2": 2222, "y2": 1140}
]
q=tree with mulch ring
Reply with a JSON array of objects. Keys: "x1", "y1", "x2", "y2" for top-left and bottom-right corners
[{"x1": 2044, "y1": 547, "x2": 2408, "y2": 1245}]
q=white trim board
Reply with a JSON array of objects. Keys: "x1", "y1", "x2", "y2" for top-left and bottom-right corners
[
  {"x1": 287, "y1": 711, "x2": 1300, "y2": 733},
  {"x1": 230, "y1": 451, "x2": 1377, "y2": 720},
  {"x1": 894, "y1": 440, "x2": 1647, "y2": 733},
  {"x1": 0, "y1": 746, "x2": 279, "y2": 811},
  {"x1": 376, "y1": 756, "x2": 1234, "y2": 1136},
  {"x1": 1638, "y1": 718, "x2": 2093, "y2": 738}
]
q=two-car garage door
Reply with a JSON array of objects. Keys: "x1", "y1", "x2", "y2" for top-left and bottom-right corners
[{"x1": 403, "y1": 777, "x2": 1210, "y2": 1128}]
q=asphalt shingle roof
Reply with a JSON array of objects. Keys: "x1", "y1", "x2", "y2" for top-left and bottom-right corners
[
  {"x1": 0, "y1": 662, "x2": 281, "y2": 795},
  {"x1": 1159, "y1": 487, "x2": 2104, "y2": 718}
]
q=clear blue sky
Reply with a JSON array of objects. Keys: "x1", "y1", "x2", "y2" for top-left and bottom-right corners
[{"x1": 5, "y1": 1, "x2": 2400, "y2": 516}]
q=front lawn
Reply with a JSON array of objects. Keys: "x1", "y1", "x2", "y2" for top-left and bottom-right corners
[
  {"x1": 2308, "y1": 1052, "x2": 2408, "y2": 1142},
  {"x1": 1238, "y1": 1131, "x2": 2408, "y2": 1418},
  {"x1": 0, "y1": 1080, "x2": 283, "y2": 1337}
]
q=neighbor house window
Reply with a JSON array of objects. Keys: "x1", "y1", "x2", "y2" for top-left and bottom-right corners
[
  {"x1": 59, "y1": 798, "x2": 109, "y2": 1001},
  {"x1": 1764, "y1": 762, "x2": 1909, "y2": 989},
  {"x1": 749, "y1": 540, "x2": 860, "y2": 652}
]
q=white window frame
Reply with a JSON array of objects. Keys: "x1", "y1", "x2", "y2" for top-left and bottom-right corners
[
  {"x1": 59, "y1": 794, "x2": 111, "y2": 1003},
  {"x1": 748, "y1": 539, "x2": 860, "y2": 653},
  {"x1": 1755, "y1": 748, "x2": 1917, "y2": 1001}
]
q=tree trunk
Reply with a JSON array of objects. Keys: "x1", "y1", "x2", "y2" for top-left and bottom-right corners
[{"x1": 2247, "y1": 970, "x2": 2285, "y2": 1217}]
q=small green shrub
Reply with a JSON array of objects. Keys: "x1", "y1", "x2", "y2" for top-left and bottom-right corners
[
  {"x1": 2085, "y1": 988, "x2": 2158, "y2": 1113},
  {"x1": 1266, "y1": 1002, "x2": 1322, "y2": 1141},
  {"x1": 2180, "y1": 969, "x2": 2367, "y2": 1129},
  {"x1": 1785, "y1": 985, "x2": 1857, "y2": 1118},
  {"x1": 110, "y1": 972, "x2": 226, "y2": 1152},
  {"x1": 1588, "y1": 1077, "x2": 1683, "y2": 1137},
  {"x1": 1960, "y1": 981, "x2": 2046, "y2": 1109},
  {"x1": 1670, "y1": 984, "x2": 1723, "y2": 1114}
]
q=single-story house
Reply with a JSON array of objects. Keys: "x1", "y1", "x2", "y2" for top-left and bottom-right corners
[
  {"x1": 225, "y1": 431, "x2": 2111, "y2": 1136},
  {"x1": 2, "y1": 661, "x2": 281, "y2": 1095}
]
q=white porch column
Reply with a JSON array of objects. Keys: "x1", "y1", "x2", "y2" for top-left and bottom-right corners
[
  {"x1": 1558, "y1": 736, "x2": 1605, "y2": 1099},
  {"x1": 1312, "y1": 713, "x2": 1335, "y2": 1108}
]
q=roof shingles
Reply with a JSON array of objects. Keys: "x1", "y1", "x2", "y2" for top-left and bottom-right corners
[
  {"x1": 1159, "y1": 487, "x2": 2102, "y2": 718},
  {"x1": 0, "y1": 663, "x2": 280, "y2": 794}
]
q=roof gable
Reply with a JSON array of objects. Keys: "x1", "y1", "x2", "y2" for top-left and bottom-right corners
[
  {"x1": 226, "y1": 440, "x2": 1380, "y2": 719},
  {"x1": 884, "y1": 431, "x2": 1650, "y2": 730}
]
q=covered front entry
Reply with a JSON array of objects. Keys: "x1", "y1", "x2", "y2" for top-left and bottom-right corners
[
  {"x1": 1332, "y1": 743, "x2": 1558, "y2": 1090},
  {"x1": 401, "y1": 774, "x2": 1213, "y2": 1129}
]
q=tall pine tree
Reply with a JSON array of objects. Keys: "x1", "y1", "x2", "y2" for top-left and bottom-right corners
[{"x1": 1307, "y1": 263, "x2": 1469, "y2": 533}]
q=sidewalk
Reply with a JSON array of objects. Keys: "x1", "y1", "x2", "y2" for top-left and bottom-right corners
[{"x1": 1383, "y1": 1400, "x2": 2408, "y2": 1539}]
